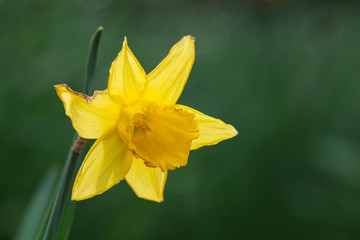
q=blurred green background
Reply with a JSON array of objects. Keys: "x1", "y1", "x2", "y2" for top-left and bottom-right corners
[{"x1": 2, "y1": 0, "x2": 360, "y2": 239}]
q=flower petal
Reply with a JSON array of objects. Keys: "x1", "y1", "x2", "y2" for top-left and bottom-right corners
[
  {"x1": 177, "y1": 105, "x2": 238, "y2": 150},
  {"x1": 72, "y1": 131, "x2": 132, "y2": 201},
  {"x1": 125, "y1": 157, "x2": 167, "y2": 202},
  {"x1": 131, "y1": 105, "x2": 199, "y2": 171},
  {"x1": 108, "y1": 37, "x2": 147, "y2": 104},
  {"x1": 55, "y1": 84, "x2": 121, "y2": 139},
  {"x1": 144, "y1": 36, "x2": 195, "y2": 104}
]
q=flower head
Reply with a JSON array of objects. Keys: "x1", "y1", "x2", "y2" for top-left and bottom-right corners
[{"x1": 55, "y1": 36, "x2": 237, "y2": 202}]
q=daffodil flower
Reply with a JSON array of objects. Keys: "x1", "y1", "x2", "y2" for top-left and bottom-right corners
[{"x1": 55, "y1": 36, "x2": 237, "y2": 202}]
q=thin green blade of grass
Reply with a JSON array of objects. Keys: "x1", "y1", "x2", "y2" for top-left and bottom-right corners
[{"x1": 13, "y1": 168, "x2": 58, "y2": 240}]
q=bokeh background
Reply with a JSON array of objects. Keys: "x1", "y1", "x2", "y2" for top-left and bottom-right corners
[{"x1": 2, "y1": 0, "x2": 360, "y2": 239}]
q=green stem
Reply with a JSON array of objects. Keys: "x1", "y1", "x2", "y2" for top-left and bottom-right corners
[
  {"x1": 42, "y1": 142, "x2": 81, "y2": 240},
  {"x1": 42, "y1": 26, "x2": 103, "y2": 240}
]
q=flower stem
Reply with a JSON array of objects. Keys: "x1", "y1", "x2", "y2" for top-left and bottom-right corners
[{"x1": 41, "y1": 26, "x2": 103, "y2": 240}]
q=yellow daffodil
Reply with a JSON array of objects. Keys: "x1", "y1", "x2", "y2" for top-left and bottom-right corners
[{"x1": 55, "y1": 36, "x2": 237, "y2": 202}]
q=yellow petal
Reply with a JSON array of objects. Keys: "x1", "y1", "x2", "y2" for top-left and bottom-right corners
[
  {"x1": 72, "y1": 131, "x2": 132, "y2": 200},
  {"x1": 108, "y1": 37, "x2": 147, "y2": 104},
  {"x1": 55, "y1": 84, "x2": 121, "y2": 139},
  {"x1": 125, "y1": 157, "x2": 167, "y2": 202},
  {"x1": 177, "y1": 105, "x2": 238, "y2": 150},
  {"x1": 144, "y1": 36, "x2": 195, "y2": 104},
  {"x1": 131, "y1": 105, "x2": 199, "y2": 171}
]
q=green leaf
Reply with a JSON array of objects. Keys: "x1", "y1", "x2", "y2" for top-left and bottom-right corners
[
  {"x1": 14, "y1": 168, "x2": 58, "y2": 240},
  {"x1": 84, "y1": 26, "x2": 103, "y2": 95}
]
